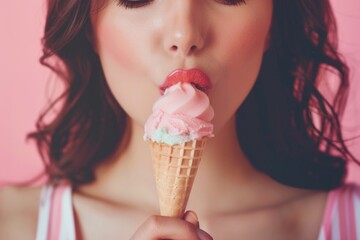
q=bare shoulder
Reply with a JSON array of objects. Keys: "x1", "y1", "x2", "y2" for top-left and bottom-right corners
[{"x1": 0, "y1": 185, "x2": 42, "y2": 240}]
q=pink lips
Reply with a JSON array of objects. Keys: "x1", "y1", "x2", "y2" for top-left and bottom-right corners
[{"x1": 160, "y1": 69, "x2": 212, "y2": 94}]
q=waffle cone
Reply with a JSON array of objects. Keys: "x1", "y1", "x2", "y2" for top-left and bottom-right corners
[{"x1": 148, "y1": 138, "x2": 207, "y2": 217}]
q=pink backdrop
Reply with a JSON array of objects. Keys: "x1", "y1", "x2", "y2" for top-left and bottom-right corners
[{"x1": 1, "y1": 1, "x2": 360, "y2": 185}]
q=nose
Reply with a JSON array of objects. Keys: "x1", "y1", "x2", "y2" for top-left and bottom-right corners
[{"x1": 163, "y1": 1, "x2": 206, "y2": 56}]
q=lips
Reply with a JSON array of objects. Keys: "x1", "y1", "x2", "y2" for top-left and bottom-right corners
[{"x1": 160, "y1": 69, "x2": 212, "y2": 94}]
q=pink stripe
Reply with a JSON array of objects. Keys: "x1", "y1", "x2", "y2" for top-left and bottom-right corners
[
  {"x1": 355, "y1": 188, "x2": 360, "y2": 200},
  {"x1": 346, "y1": 185, "x2": 357, "y2": 240},
  {"x1": 48, "y1": 184, "x2": 67, "y2": 240},
  {"x1": 323, "y1": 189, "x2": 338, "y2": 240},
  {"x1": 338, "y1": 187, "x2": 348, "y2": 240}
]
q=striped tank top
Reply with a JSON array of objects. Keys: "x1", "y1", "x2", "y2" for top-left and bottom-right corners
[{"x1": 35, "y1": 183, "x2": 360, "y2": 240}]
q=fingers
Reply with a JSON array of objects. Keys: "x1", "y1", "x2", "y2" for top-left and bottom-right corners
[
  {"x1": 183, "y1": 211, "x2": 213, "y2": 240},
  {"x1": 183, "y1": 210, "x2": 199, "y2": 228},
  {"x1": 130, "y1": 213, "x2": 213, "y2": 240},
  {"x1": 131, "y1": 215, "x2": 199, "y2": 239},
  {"x1": 197, "y1": 228, "x2": 213, "y2": 240}
]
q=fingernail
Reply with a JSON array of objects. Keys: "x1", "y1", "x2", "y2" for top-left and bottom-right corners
[
  {"x1": 186, "y1": 211, "x2": 198, "y2": 222},
  {"x1": 197, "y1": 228, "x2": 213, "y2": 240}
]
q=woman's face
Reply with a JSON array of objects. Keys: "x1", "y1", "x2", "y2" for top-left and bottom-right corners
[{"x1": 91, "y1": 0, "x2": 273, "y2": 133}]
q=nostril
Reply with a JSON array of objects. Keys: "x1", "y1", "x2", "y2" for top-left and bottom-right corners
[
  {"x1": 169, "y1": 44, "x2": 198, "y2": 54},
  {"x1": 190, "y1": 45, "x2": 197, "y2": 52}
]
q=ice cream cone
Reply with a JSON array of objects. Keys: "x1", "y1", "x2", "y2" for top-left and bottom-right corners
[{"x1": 148, "y1": 138, "x2": 207, "y2": 218}]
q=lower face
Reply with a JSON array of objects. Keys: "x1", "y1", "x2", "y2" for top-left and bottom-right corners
[{"x1": 91, "y1": 0, "x2": 273, "y2": 134}]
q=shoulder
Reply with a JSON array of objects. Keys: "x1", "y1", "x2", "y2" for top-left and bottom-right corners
[
  {"x1": 0, "y1": 185, "x2": 42, "y2": 240},
  {"x1": 0, "y1": 185, "x2": 42, "y2": 216}
]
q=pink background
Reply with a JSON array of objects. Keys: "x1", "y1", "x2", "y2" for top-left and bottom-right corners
[{"x1": 1, "y1": 1, "x2": 359, "y2": 185}]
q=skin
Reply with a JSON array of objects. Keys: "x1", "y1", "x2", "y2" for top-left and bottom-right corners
[
  {"x1": 0, "y1": 0, "x2": 330, "y2": 239},
  {"x1": 92, "y1": 0, "x2": 271, "y2": 132}
]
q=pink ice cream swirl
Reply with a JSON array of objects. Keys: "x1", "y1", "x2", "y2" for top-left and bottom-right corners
[{"x1": 144, "y1": 82, "x2": 214, "y2": 145}]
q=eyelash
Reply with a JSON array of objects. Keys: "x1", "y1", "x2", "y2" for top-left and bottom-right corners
[
  {"x1": 116, "y1": 0, "x2": 247, "y2": 9},
  {"x1": 215, "y1": 0, "x2": 247, "y2": 6},
  {"x1": 116, "y1": 0, "x2": 153, "y2": 9}
]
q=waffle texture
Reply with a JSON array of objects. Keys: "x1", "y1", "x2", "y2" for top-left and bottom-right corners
[{"x1": 149, "y1": 139, "x2": 207, "y2": 217}]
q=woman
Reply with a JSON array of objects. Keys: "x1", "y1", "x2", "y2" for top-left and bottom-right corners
[{"x1": 1, "y1": 0, "x2": 359, "y2": 239}]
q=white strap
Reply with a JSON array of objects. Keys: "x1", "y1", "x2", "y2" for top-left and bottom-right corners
[
  {"x1": 59, "y1": 187, "x2": 76, "y2": 240},
  {"x1": 35, "y1": 184, "x2": 76, "y2": 240},
  {"x1": 35, "y1": 184, "x2": 53, "y2": 240}
]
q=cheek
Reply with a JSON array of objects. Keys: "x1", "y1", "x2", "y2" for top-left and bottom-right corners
[
  {"x1": 210, "y1": 10, "x2": 272, "y2": 131},
  {"x1": 94, "y1": 10, "x2": 158, "y2": 126},
  {"x1": 219, "y1": 8, "x2": 271, "y2": 80},
  {"x1": 95, "y1": 11, "x2": 142, "y2": 73}
]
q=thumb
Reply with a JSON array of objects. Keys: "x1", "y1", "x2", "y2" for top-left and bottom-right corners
[
  {"x1": 183, "y1": 211, "x2": 214, "y2": 240},
  {"x1": 183, "y1": 210, "x2": 200, "y2": 228}
]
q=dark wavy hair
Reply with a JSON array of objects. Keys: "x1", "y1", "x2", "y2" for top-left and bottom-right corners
[{"x1": 29, "y1": 0, "x2": 358, "y2": 190}]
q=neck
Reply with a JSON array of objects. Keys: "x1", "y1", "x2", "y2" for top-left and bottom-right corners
[{"x1": 79, "y1": 115, "x2": 301, "y2": 216}]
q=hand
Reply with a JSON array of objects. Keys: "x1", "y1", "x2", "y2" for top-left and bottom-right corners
[{"x1": 130, "y1": 210, "x2": 213, "y2": 240}]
